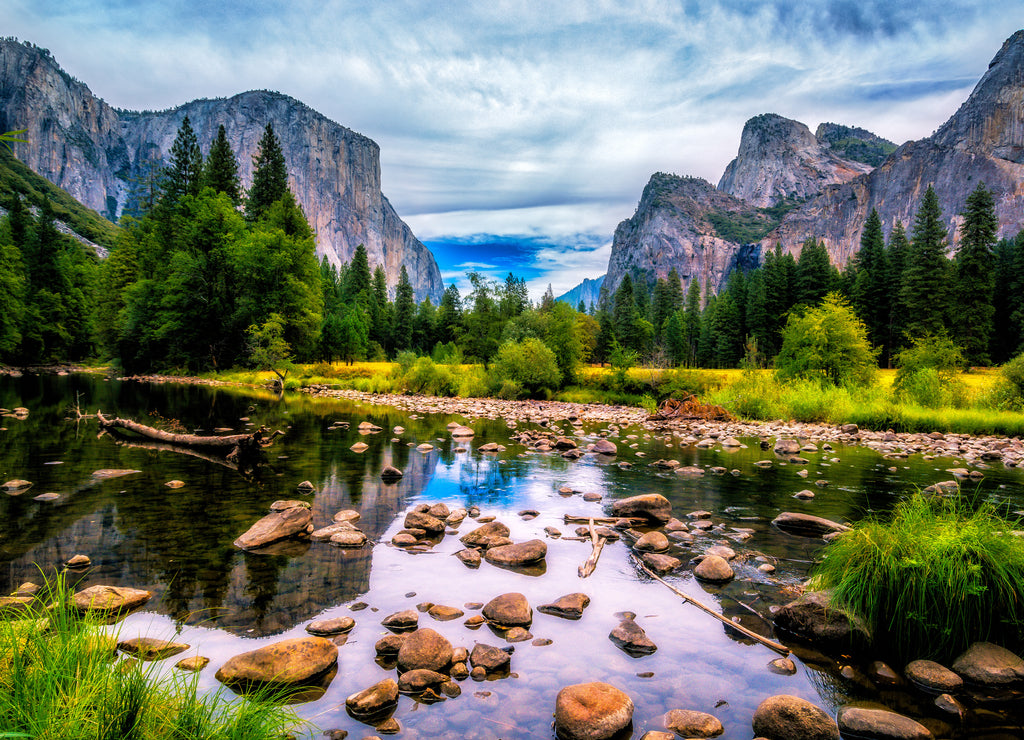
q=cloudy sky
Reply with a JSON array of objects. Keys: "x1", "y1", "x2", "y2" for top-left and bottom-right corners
[{"x1": 2, "y1": 1, "x2": 1020, "y2": 298}]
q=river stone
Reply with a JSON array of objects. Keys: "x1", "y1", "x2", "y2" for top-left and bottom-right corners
[
  {"x1": 460, "y1": 521, "x2": 511, "y2": 547},
  {"x1": 772, "y1": 512, "x2": 850, "y2": 538},
  {"x1": 350, "y1": 442, "x2": 369, "y2": 453},
  {"x1": 330, "y1": 530, "x2": 367, "y2": 547},
  {"x1": 428, "y1": 604, "x2": 464, "y2": 621},
  {"x1": 234, "y1": 506, "x2": 312, "y2": 550},
  {"x1": 375, "y1": 634, "x2": 406, "y2": 655},
  {"x1": 0, "y1": 596, "x2": 33, "y2": 616},
  {"x1": 483, "y1": 592, "x2": 532, "y2": 627},
  {"x1": 2, "y1": 479, "x2": 32, "y2": 493},
  {"x1": 455, "y1": 548, "x2": 482, "y2": 567},
  {"x1": 398, "y1": 669, "x2": 448, "y2": 693},
  {"x1": 310, "y1": 523, "x2": 355, "y2": 541},
  {"x1": 451, "y1": 425, "x2": 475, "y2": 437},
  {"x1": 836, "y1": 706, "x2": 932, "y2": 740},
  {"x1": 538, "y1": 593, "x2": 591, "y2": 620},
  {"x1": 675, "y1": 465, "x2": 705, "y2": 477},
  {"x1": 269, "y1": 499, "x2": 308, "y2": 511},
  {"x1": 381, "y1": 609, "x2": 419, "y2": 630},
  {"x1": 665, "y1": 709, "x2": 724, "y2": 738},
  {"x1": 483, "y1": 539, "x2": 547, "y2": 566},
  {"x1": 405, "y1": 510, "x2": 445, "y2": 533},
  {"x1": 117, "y1": 637, "x2": 190, "y2": 661},
  {"x1": 591, "y1": 439, "x2": 618, "y2": 455},
  {"x1": 905, "y1": 660, "x2": 963, "y2": 693},
  {"x1": 705, "y1": 545, "x2": 736, "y2": 560},
  {"x1": 769, "y1": 657, "x2": 797, "y2": 675},
  {"x1": 611, "y1": 494, "x2": 672, "y2": 524},
  {"x1": 752, "y1": 695, "x2": 839, "y2": 740},
  {"x1": 633, "y1": 531, "x2": 669, "y2": 552},
  {"x1": 346, "y1": 678, "x2": 399, "y2": 717},
  {"x1": 66, "y1": 554, "x2": 91, "y2": 568},
  {"x1": 720, "y1": 437, "x2": 742, "y2": 447},
  {"x1": 90, "y1": 469, "x2": 141, "y2": 480},
  {"x1": 640, "y1": 734, "x2": 674, "y2": 740},
  {"x1": 774, "y1": 439, "x2": 802, "y2": 455},
  {"x1": 380, "y1": 465, "x2": 403, "y2": 482},
  {"x1": 73, "y1": 585, "x2": 152, "y2": 616},
  {"x1": 609, "y1": 618, "x2": 657, "y2": 655},
  {"x1": 396, "y1": 628, "x2": 453, "y2": 672},
  {"x1": 333, "y1": 509, "x2": 361, "y2": 524},
  {"x1": 773, "y1": 591, "x2": 870, "y2": 652},
  {"x1": 640, "y1": 552, "x2": 681, "y2": 575},
  {"x1": 951, "y1": 642, "x2": 1024, "y2": 686},
  {"x1": 392, "y1": 532, "x2": 418, "y2": 546},
  {"x1": 175, "y1": 655, "x2": 210, "y2": 671},
  {"x1": 215, "y1": 636, "x2": 337, "y2": 688},
  {"x1": 470, "y1": 643, "x2": 511, "y2": 672},
  {"x1": 306, "y1": 616, "x2": 356, "y2": 636},
  {"x1": 555, "y1": 682, "x2": 634, "y2": 740},
  {"x1": 694, "y1": 555, "x2": 734, "y2": 583}
]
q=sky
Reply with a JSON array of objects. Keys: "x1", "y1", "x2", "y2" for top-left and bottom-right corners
[{"x1": 2, "y1": 1, "x2": 1021, "y2": 299}]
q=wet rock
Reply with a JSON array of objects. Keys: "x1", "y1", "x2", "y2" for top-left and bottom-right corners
[
  {"x1": 868, "y1": 661, "x2": 903, "y2": 686},
  {"x1": 633, "y1": 531, "x2": 669, "y2": 552},
  {"x1": 311, "y1": 523, "x2": 356, "y2": 541},
  {"x1": 460, "y1": 521, "x2": 511, "y2": 548},
  {"x1": 555, "y1": 682, "x2": 633, "y2": 740},
  {"x1": 773, "y1": 591, "x2": 870, "y2": 652},
  {"x1": 404, "y1": 510, "x2": 445, "y2": 533},
  {"x1": 675, "y1": 466, "x2": 705, "y2": 477},
  {"x1": 609, "y1": 618, "x2": 657, "y2": 655},
  {"x1": 1, "y1": 479, "x2": 32, "y2": 493},
  {"x1": 794, "y1": 489, "x2": 815, "y2": 500},
  {"x1": 350, "y1": 442, "x2": 369, "y2": 453},
  {"x1": 165, "y1": 479, "x2": 185, "y2": 488},
  {"x1": 640, "y1": 733, "x2": 674, "y2": 740},
  {"x1": 772, "y1": 511, "x2": 850, "y2": 538},
  {"x1": 392, "y1": 533, "x2": 419, "y2": 546},
  {"x1": 933, "y1": 693, "x2": 966, "y2": 721},
  {"x1": 836, "y1": 706, "x2": 932, "y2": 740},
  {"x1": 591, "y1": 440, "x2": 618, "y2": 455},
  {"x1": 455, "y1": 548, "x2": 482, "y2": 567},
  {"x1": 446, "y1": 508, "x2": 467, "y2": 525},
  {"x1": 73, "y1": 585, "x2": 152, "y2": 617},
  {"x1": 774, "y1": 439, "x2": 802, "y2": 455},
  {"x1": 478, "y1": 442, "x2": 503, "y2": 452},
  {"x1": 483, "y1": 592, "x2": 533, "y2": 628},
  {"x1": 451, "y1": 425, "x2": 475, "y2": 437},
  {"x1": 346, "y1": 678, "x2": 399, "y2": 717},
  {"x1": 752, "y1": 694, "x2": 839, "y2": 740},
  {"x1": 450, "y1": 661, "x2": 470, "y2": 679},
  {"x1": 269, "y1": 499, "x2": 307, "y2": 511},
  {"x1": 234, "y1": 506, "x2": 312, "y2": 550},
  {"x1": 90, "y1": 469, "x2": 141, "y2": 481},
  {"x1": 381, "y1": 609, "x2": 419, "y2": 630},
  {"x1": 306, "y1": 616, "x2": 356, "y2": 636},
  {"x1": 952, "y1": 642, "x2": 1024, "y2": 686},
  {"x1": 175, "y1": 655, "x2": 210, "y2": 671},
  {"x1": 470, "y1": 643, "x2": 511, "y2": 672},
  {"x1": 396, "y1": 628, "x2": 453, "y2": 672},
  {"x1": 905, "y1": 659, "x2": 962, "y2": 693},
  {"x1": 506, "y1": 626, "x2": 532, "y2": 642},
  {"x1": 611, "y1": 494, "x2": 672, "y2": 524},
  {"x1": 640, "y1": 553, "x2": 681, "y2": 575},
  {"x1": 665, "y1": 709, "x2": 724, "y2": 738},
  {"x1": 428, "y1": 503, "x2": 451, "y2": 518},
  {"x1": 768, "y1": 657, "x2": 797, "y2": 675},
  {"x1": 582, "y1": 492, "x2": 602, "y2": 502},
  {"x1": 117, "y1": 637, "x2": 190, "y2": 661},
  {"x1": 66, "y1": 554, "x2": 91, "y2": 568},
  {"x1": 374, "y1": 634, "x2": 406, "y2": 655},
  {"x1": 428, "y1": 604, "x2": 464, "y2": 621},
  {"x1": 330, "y1": 530, "x2": 368, "y2": 547},
  {"x1": 694, "y1": 555, "x2": 734, "y2": 584},
  {"x1": 398, "y1": 669, "x2": 448, "y2": 693},
  {"x1": 380, "y1": 465, "x2": 403, "y2": 482},
  {"x1": 484, "y1": 539, "x2": 547, "y2": 566},
  {"x1": 705, "y1": 545, "x2": 736, "y2": 560},
  {"x1": 333, "y1": 509, "x2": 361, "y2": 524},
  {"x1": 215, "y1": 636, "x2": 337, "y2": 688},
  {"x1": 538, "y1": 593, "x2": 591, "y2": 620}
]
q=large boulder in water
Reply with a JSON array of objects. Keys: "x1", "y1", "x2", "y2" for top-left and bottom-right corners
[
  {"x1": 772, "y1": 511, "x2": 850, "y2": 538},
  {"x1": 73, "y1": 585, "x2": 152, "y2": 617},
  {"x1": 483, "y1": 592, "x2": 532, "y2": 627},
  {"x1": 346, "y1": 678, "x2": 399, "y2": 717},
  {"x1": 555, "y1": 682, "x2": 634, "y2": 740},
  {"x1": 752, "y1": 694, "x2": 839, "y2": 740},
  {"x1": 952, "y1": 642, "x2": 1024, "y2": 686},
  {"x1": 460, "y1": 521, "x2": 511, "y2": 548},
  {"x1": 773, "y1": 591, "x2": 870, "y2": 653},
  {"x1": 836, "y1": 706, "x2": 932, "y2": 740},
  {"x1": 215, "y1": 636, "x2": 337, "y2": 688},
  {"x1": 233, "y1": 506, "x2": 311, "y2": 550},
  {"x1": 396, "y1": 628, "x2": 453, "y2": 672},
  {"x1": 483, "y1": 539, "x2": 547, "y2": 566},
  {"x1": 610, "y1": 494, "x2": 672, "y2": 524}
]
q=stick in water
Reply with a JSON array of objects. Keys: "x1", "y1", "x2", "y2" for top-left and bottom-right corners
[{"x1": 578, "y1": 517, "x2": 607, "y2": 578}]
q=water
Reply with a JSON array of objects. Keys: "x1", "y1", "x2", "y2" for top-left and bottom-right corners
[{"x1": 2, "y1": 373, "x2": 1023, "y2": 739}]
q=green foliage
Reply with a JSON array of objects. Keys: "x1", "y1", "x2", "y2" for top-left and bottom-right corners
[
  {"x1": 775, "y1": 293, "x2": 877, "y2": 386},
  {"x1": 203, "y1": 124, "x2": 241, "y2": 205},
  {"x1": 816, "y1": 124, "x2": 897, "y2": 166},
  {"x1": 813, "y1": 491, "x2": 1024, "y2": 663},
  {"x1": 163, "y1": 115, "x2": 203, "y2": 206},
  {"x1": 893, "y1": 333, "x2": 966, "y2": 406},
  {"x1": 245, "y1": 123, "x2": 288, "y2": 222},
  {"x1": 490, "y1": 337, "x2": 562, "y2": 397},
  {"x1": 901, "y1": 186, "x2": 950, "y2": 337},
  {"x1": 401, "y1": 356, "x2": 459, "y2": 396},
  {"x1": 247, "y1": 312, "x2": 293, "y2": 380},
  {"x1": 995, "y1": 352, "x2": 1024, "y2": 410},
  {"x1": 954, "y1": 183, "x2": 998, "y2": 364}
]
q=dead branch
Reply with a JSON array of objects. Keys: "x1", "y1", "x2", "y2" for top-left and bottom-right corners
[
  {"x1": 578, "y1": 517, "x2": 608, "y2": 578},
  {"x1": 563, "y1": 515, "x2": 646, "y2": 526},
  {"x1": 646, "y1": 395, "x2": 733, "y2": 422}
]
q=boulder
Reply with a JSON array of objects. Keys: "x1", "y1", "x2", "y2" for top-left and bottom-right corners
[
  {"x1": 404, "y1": 510, "x2": 445, "y2": 533},
  {"x1": 752, "y1": 695, "x2": 839, "y2": 740},
  {"x1": 451, "y1": 426, "x2": 475, "y2": 437},
  {"x1": 329, "y1": 530, "x2": 366, "y2": 547},
  {"x1": 380, "y1": 465, "x2": 403, "y2": 482},
  {"x1": 346, "y1": 678, "x2": 399, "y2": 717},
  {"x1": 374, "y1": 634, "x2": 406, "y2": 655},
  {"x1": 233, "y1": 506, "x2": 312, "y2": 550},
  {"x1": 555, "y1": 682, "x2": 634, "y2": 740},
  {"x1": 611, "y1": 494, "x2": 672, "y2": 524},
  {"x1": 952, "y1": 642, "x2": 1024, "y2": 686},
  {"x1": 609, "y1": 618, "x2": 657, "y2": 655},
  {"x1": 470, "y1": 643, "x2": 511, "y2": 672},
  {"x1": 665, "y1": 709, "x2": 724, "y2": 738},
  {"x1": 483, "y1": 539, "x2": 547, "y2": 566},
  {"x1": 591, "y1": 439, "x2": 618, "y2": 455},
  {"x1": 836, "y1": 706, "x2": 932, "y2": 740},
  {"x1": 306, "y1": 616, "x2": 356, "y2": 636},
  {"x1": 772, "y1": 591, "x2": 870, "y2": 652},
  {"x1": 396, "y1": 628, "x2": 453, "y2": 672},
  {"x1": 905, "y1": 659, "x2": 963, "y2": 693},
  {"x1": 397, "y1": 669, "x2": 448, "y2": 693},
  {"x1": 772, "y1": 511, "x2": 850, "y2": 538},
  {"x1": 381, "y1": 609, "x2": 419, "y2": 631},
  {"x1": 538, "y1": 593, "x2": 591, "y2": 620},
  {"x1": 73, "y1": 585, "x2": 152, "y2": 617},
  {"x1": 310, "y1": 523, "x2": 355, "y2": 541},
  {"x1": 640, "y1": 553, "x2": 681, "y2": 575},
  {"x1": 117, "y1": 637, "x2": 189, "y2": 661},
  {"x1": 460, "y1": 521, "x2": 511, "y2": 548},
  {"x1": 694, "y1": 555, "x2": 734, "y2": 584},
  {"x1": 215, "y1": 637, "x2": 337, "y2": 688},
  {"x1": 455, "y1": 548, "x2": 482, "y2": 567},
  {"x1": 633, "y1": 531, "x2": 669, "y2": 552},
  {"x1": 774, "y1": 439, "x2": 802, "y2": 455},
  {"x1": 483, "y1": 592, "x2": 532, "y2": 627}
]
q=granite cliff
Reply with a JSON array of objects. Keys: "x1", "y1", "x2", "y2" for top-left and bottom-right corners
[
  {"x1": 0, "y1": 39, "x2": 443, "y2": 302},
  {"x1": 556, "y1": 275, "x2": 605, "y2": 311}
]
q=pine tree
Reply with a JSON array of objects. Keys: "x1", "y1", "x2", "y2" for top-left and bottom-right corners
[
  {"x1": 345, "y1": 244, "x2": 372, "y2": 302},
  {"x1": 540, "y1": 284, "x2": 556, "y2": 313},
  {"x1": 745, "y1": 268, "x2": 769, "y2": 357},
  {"x1": 683, "y1": 279, "x2": 701, "y2": 365},
  {"x1": 885, "y1": 221, "x2": 910, "y2": 362},
  {"x1": 246, "y1": 122, "x2": 288, "y2": 221},
  {"x1": 369, "y1": 265, "x2": 390, "y2": 350},
  {"x1": 164, "y1": 115, "x2": 203, "y2": 206},
  {"x1": 392, "y1": 266, "x2": 415, "y2": 352},
  {"x1": 992, "y1": 234, "x2": 1023, "y2": 363},
  {"x1": 796, "y1": 238, "x2": 834, "y2": 306},
  {"x1": 437, "y1": 283, "x2": 462, "y2": 344},
  {"x1": 203, "y1": 124, "x2": 241, "y2": 204},
  {"x1": 851, "y1": 209, "x2": 889, "y2": 359},
  {"x1": 499, "y1": 273, "x2": 529, "y2": 320},
  {"x1": 613, "y1": 275, "x2": 642, "y2": 351},
  {"x1": 954, "y1": 183, "x2": 998, "y2": 364},
  {"x1": 901, "y1": 186, "x2": 950, "y2": 338}
]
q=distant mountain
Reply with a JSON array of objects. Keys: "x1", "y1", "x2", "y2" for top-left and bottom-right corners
[
  {"x1": 815, "y1": 122, "x2": 897, "y2": 167},
  {"x1": 0, "y1": 39, "x2": 443, "y2": 301},
  {"x1": 556, "y1": 275, "x2": 605, "y2": 311}
]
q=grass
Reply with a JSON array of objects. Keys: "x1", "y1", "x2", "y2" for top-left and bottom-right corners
[
  {"x1": 811, "y1": 490, "x2": 1024, "y2": 664},
  {"x1": 0, "y1": 574, "x2": 301, "y2": 740}
]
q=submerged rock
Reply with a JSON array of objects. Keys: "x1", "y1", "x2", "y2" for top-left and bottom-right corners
[
  {"x1": 772, "y1": 591, "x2": 870, "y2": 652},
  {"x1": 555, "y1": 682, "x2": 634, "y2": 740},
  {"x1": 215, "y1": 636, "x2": 337, "y2": 688},
  {"x1": 836, "y1": 706, "x2": 932, "y2": 740},
  {"x1": 117, "y1": 637, "x2": 190, "y2": 661},
  {"x1": 233, "y1": 506, "x2": 312, "y2": 550},
  {"x1": 752, "y1": 694, "x2": 839, "y2": 740}
]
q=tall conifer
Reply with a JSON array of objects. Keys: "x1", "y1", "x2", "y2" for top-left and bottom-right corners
[
  {"x1": 901, "y1": 186, "x2": 950, "y2": 338},
  {"x1": 246, "y1": 122, "x2": 288, "y2": 221},
  {"x1": 954, "y1": 183, "x2": 997, "y2": 364},
  {"x1": 204, "y1": 124, "x2": 241, "y2": 204}
]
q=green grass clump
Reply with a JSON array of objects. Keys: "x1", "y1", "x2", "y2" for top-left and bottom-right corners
[
  {"x1": 812, "y1": 492, "x2": 1024, "y2": 664},
  {"x1": 0, "y1": 574, "x2": 300, "y2": 739}
]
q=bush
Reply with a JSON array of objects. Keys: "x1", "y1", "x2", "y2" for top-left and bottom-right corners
[
  {"x1": 812, "y1": 491, "x2": 1024, "y2": 663},
  {"x1": 775, "y1": 293, "x2": 877, "y2": 386},
  {"x1": 995, "y1": 353, "x2": 1024, "y2": 410},
  {"x1": 894, "y1": 333, "x2": 966, "y2": 406},
  {"x1": 402, "y1": 357, "x2": 459, "y2": 397},
  {"x1": 490, "y1": 338, "x2": 562, "y2": 397}
]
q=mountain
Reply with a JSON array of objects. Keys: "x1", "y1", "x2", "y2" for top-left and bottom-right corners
[
  {"x1": 815, "y1": 123, "x2": 898, "y2": 167},
  {"x1": 718, "y1": 113, "x2": 874, "y2": 207},
  {"x1": 0, "y1": 39, "x2": 443, "y2": 302},
  {"x1": 556, "y1": 275, "x2": 605, "y2": 310}
]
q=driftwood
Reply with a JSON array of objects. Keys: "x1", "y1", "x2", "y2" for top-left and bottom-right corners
[
  {"x1": 646, "y1": 395, "x2": 733, "y2": 422},
  {"x1": 632, "y1": 555, "x2": 790, "y2": 656},
  {"x1": 578, "y1": 518, "x2": 608, "y2": 578},
  {"x1": 563, "y1": 515, "x2": 646, "y2": 526}
]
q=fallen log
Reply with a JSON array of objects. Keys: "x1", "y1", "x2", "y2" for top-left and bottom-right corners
[
  {"x1": 563, "y1": 515, "x2": 646, "y2": 526},
  {"x1": 578, "y1": 518, "x2": 608, "y2": 578}
]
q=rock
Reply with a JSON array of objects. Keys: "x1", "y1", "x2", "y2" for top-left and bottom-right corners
[
  {"x1": 633, "y1": 531, "x2": 669, "y2": 552},
  {"x1": 836, "y1": 706, "x2": 932, "y2": 740},
  {"x1": 768, "y1": 657, "x2": 797, "y2": 675},
  {"x1": 392, "y1": 533, "x2": 418, "y2": 546},
  {"x1": 381, "y1": 609, "x2": 419, "y2": 630},
  {"x1": 329, "y1": 530, "x2": 367, "y2": 547},
  {"x1": 483, "y1": 592, "x2": 532, "y2": 627},
  {"x1": 483, "y1": 539, "x2": 547, "y2": 566},
  {"x1": 73, "y1": 585, "x2": 152, "y2": 616},
  {"x1": 175, "y1": 655, "x2": 210, "y2": 671},
  {"x1": 1, "y1": 479, "x2": 32, "y2": 493},
  {"x1": 554, "y1": 682, "x2": 634, "y2": 740},
  {"x1": 694, "y1": 555, "x2": 734, "y2": 584},
  {"x1": 905, "y1": 660, "x2": 963, "y2": 693},
  {"x1": 417, "y1": 443, "x2": 434, "y2": 452},
  {"x1": 427, "y1": 503, "x2": 450, "y2": 518},
  {"x1": 720, "y1": 437, "x2": 742, "y2": 447},
  {"x1": 333, "y1": 509, "x2": 361, "y2": 524},
  {"x1": 427, "y1": 604, "x2": 464, "y2": 621},
  {"x1": 665, "y1": 709, "x2": 724, "y2": 738},
  {"x1": 675, "y1": 465, "x2": 705, "y2": 477},
  {"x1": 772, "y1": 511, "x2": 850, "y2": 538},
  {"x1": 405, "y1": 510, "x2": 445, "y2": 533},
  {"x1": 793, "y1": 489, "x2": 815, "y2": 500},
  {"x1": 117, "y1": 637, "x2": 190, "y2": 660},
  {"x1": 374, "y1": 634, "x2": 405, "y2": 655},
  {"x1": 306, "y1": 616, "x2": 356, "y2": 636},
  {"x1": 234, "y1": 506, "x2": 312, "y2": 550},
  {"x1": 451, "y1": 425, "x2": 475, "y2": 437},
  {"x1": 164, "y1": 479, "x2": 185, "y2": 488},
  {"x1": 774, "y1": 439, "x2": 802, "y2": 455},
  {"x1": 397, "y1": 669, "x2": 448, "y2": 693},
  {"x1": 396, "y1": 628, "x2": 453, "y2": 672},
  {"x1": 952, "y1": 642, "x2": 1024, "y2": 686},
  {"x1": 538, "y1": 593, "x2": 591, "y2": 620},
  {"x1": 933, "y1": 693, "x2": 966, "y2": 721},
  {"x1": 506, "y1": 626, "x2": 532, "y2": 642},
  {"x1": 460, "y1": 521, "x2": 511, "y2": 547},
  {"x1": 380, "y1": 465, "x2": 403, "y2": 482},
  {"x1": 640, "y1": 552, "x2": 681, "y2": 575},
  {"x1": 611, "y1": 494, "x2": 672, "y2": 524},
  {"x1": 215, "y1": 636, "x2": 337, "y2": 688},
  {"x1": 310, "y1": 523, "x2": 356, "y2": 541},
  {"x1": 752, "y1": 695, "x2": 839, "y2": 740},
  {"x1": 841, "y1": 423, "x2": 859, "y2": 434},
  {"x1": 609, "y1": 618, "x2": 657, "y2": 655},
  {"x1": 350, "y1": 442, "x2": 369, "y2": 453},
  {"x1": 470, "y1": 643, "x2": 511, "y2": 672},
  {"x1": 90, "y1": 469, "x2": 141, "y2": 481},
  {"x1": 640, "y1": 733, "x2": 674, "y2": 740},
  {"x1": 0, "y1": 596, "x2": 34, "y2": 616},
  {"x1": 704, "y1": 545, "x2": 736, "y2": 560},
  {"x1": 773, "y1": 591, "x2": 870, "y2": 652},
  {"x1": 65, "y1": 554, "x2": 91, "y2": 568},
  {"x1": 455, "y1": 548, "x2": 481, "y2": 567},
  {"x1": 591, "y1": 439, "x2": 618, "y2": 455},
  {"x1": 346, "y1": 678, "x2": 399, "y2": 717}
]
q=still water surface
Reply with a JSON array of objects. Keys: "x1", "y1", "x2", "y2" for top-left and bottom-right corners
[{"x1": 2, "y1": 374, "x2": 1023, "y2": 739}]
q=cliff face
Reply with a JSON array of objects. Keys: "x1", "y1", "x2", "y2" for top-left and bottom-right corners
[
  {"x1": 604, "y1": 174, "x2": 760, "y2": 297},
  {"x1": 0, "y1": 40, "x2": 443, "y2": 302},
  {"x1": 718, "y1": 113, "x2": 873, "y2": 207},
  {"x1": 556, "y1": 275, "x2": 605, "y2": 310}
]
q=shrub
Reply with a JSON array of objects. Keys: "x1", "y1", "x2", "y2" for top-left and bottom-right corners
[
  {"x1": 812, "y1": 491, "x2": 1024, "y2": 663},
  {"x1": 402, "y1": 356, "x2": 459, "y2": 397},
  {"x1": 490, "y1": 338, "x2": 562, "y2": 397},
  {"x1": 775, "y1": 293, "x2": 877, "y2": 386},
  {"x1": 995, "y1": 352, "x2": 1024, "y2": 410},
  {"x1": 894, "y1": 333, "x2": 967, "y2": 406}
]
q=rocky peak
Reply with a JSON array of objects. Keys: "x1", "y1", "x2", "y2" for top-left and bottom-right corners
[
  {"x1": 815, "y1": 123, "x2": 897, "y2": 167},
  {"x1": 718, "y1": 113, "x2": 873, "y2": 207}
]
